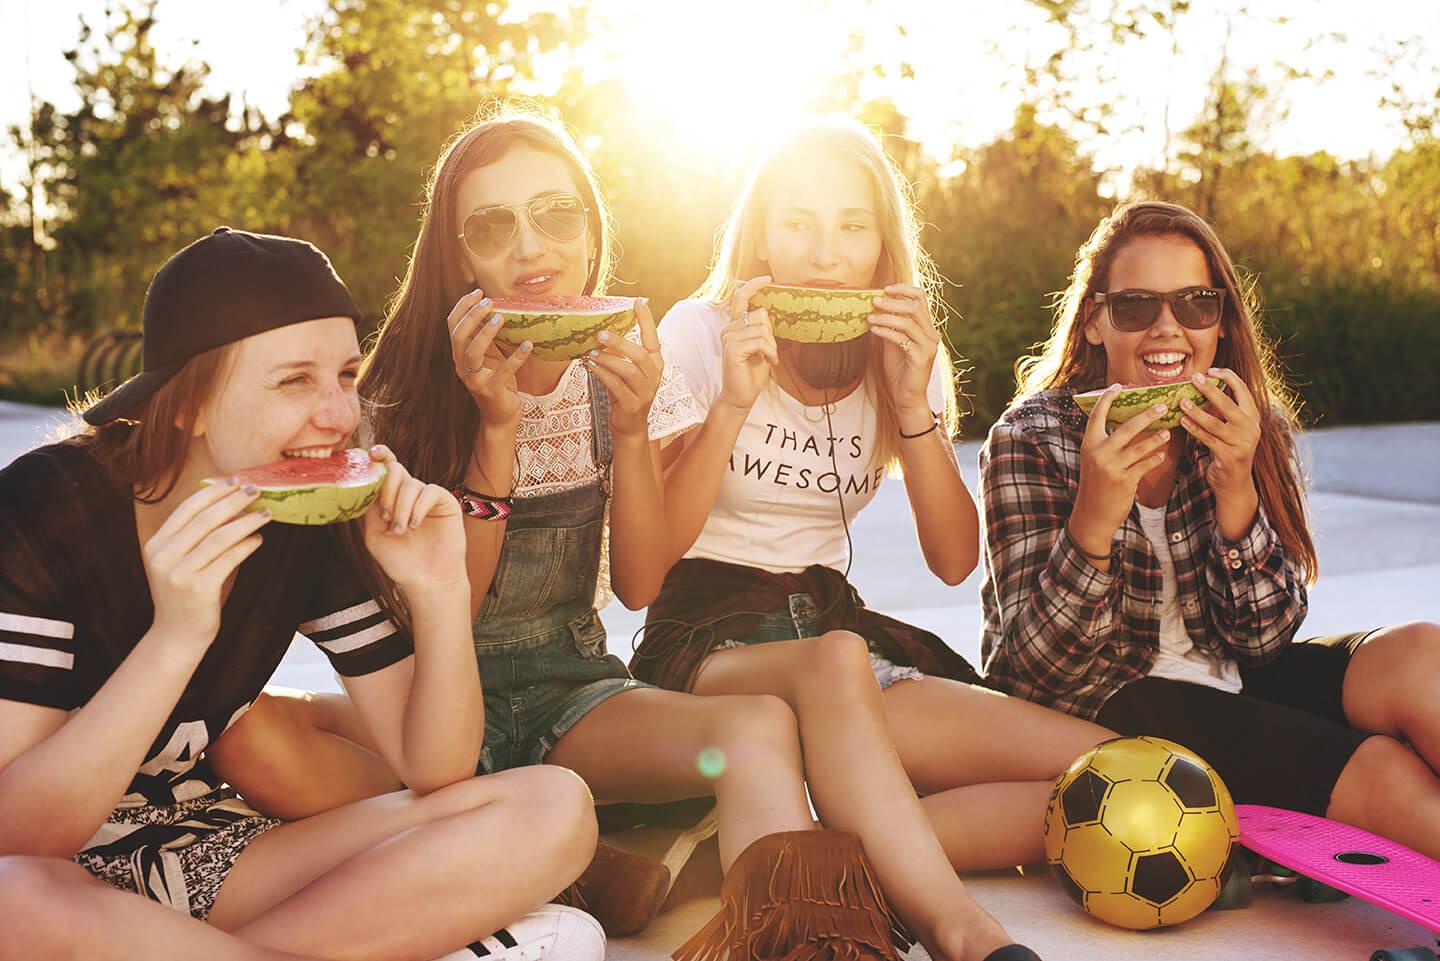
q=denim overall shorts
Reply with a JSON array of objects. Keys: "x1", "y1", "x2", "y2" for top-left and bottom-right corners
[{"x1": 474, "y1": 374, "x2": 648, "y2": 773}]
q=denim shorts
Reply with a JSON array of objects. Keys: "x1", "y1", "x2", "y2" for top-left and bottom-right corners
[
  {"x1": 477, "y1": 609, "x2": 648, "y2": 774},
  {"x1": 714, "y1": 591, "x2": 925, "y2": 690}
]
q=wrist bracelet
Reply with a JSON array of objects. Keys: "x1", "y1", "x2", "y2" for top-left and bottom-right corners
[
  {"x1": 899, "y1": 413, "x2": 941, "y2": 440},
  {"x1": 1067, "y1": 525, "x2": 1112, "y2": 561},
  {"x1": 452, "y1": 485, "x2": 514, "y2": 521}
]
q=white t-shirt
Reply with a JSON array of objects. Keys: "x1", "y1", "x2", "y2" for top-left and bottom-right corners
[
  {"x1": 1136, "y1": 503, "x2": 1243, "y2": 692},
  {"x1": 660, "y1": 299, "x2": 946, "y2": 574}
]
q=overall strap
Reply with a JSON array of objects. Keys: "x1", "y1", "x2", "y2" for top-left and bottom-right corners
[{"x1": 587, "y1": 370, "x2": 613, "y2": 496}]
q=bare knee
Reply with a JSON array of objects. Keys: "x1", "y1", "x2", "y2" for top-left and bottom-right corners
[
  {"x1": 0, "y1": 857, "x2": 95, "y2": 952},
  {"x1": 1347, "y1": 622, "x2": 1440, "y2": 729},
  {"x1": 207, "y1": 693, "x2": 314, "y2": 787},
  {"x1": 422, "y1": 767, "x2": 598, "y2": 878},
  {"x1": 791, "y1": 631, "x2": 876, "y2": 702},
  {"x1": 708, "y1": 693, "x2": 801, "y2": 767},
  {"x1": 1329, "y1": 734, "x2": 1423, "y2": 823}
]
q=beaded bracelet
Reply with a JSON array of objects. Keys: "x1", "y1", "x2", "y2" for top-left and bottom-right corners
[{"x1": 452, "y1": 485, "x2": 514, "y2": 521}]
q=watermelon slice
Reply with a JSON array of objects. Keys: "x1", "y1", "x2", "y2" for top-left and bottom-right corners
[
  {"x1": 489, "y1": 295, "x2": 638, "y2": 361},
  {"x1": 1072, "y1": 377, "x2": 1225, "y2": 431},
  {"x1": 203, "y1": 449, "x2": 387, "y2": 525},
  {"x1": 750, "y1": 285, "x2": 884, "y2": 344}
]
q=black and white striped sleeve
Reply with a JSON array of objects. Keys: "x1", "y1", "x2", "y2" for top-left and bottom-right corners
[
  {"x1": 299, "y1": 597, "x2": 413, "y2": 676},
  {"x1": 0, "y1": 609, "x2": 78, "y2": 710},
  {"x1": 297, "y1": 534, "x2": 414, "y2": 676}
]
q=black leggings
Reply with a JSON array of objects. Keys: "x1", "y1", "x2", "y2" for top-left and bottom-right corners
[{"x1": 1096, "y1": 631, "x2": 1378, "y2": 815}]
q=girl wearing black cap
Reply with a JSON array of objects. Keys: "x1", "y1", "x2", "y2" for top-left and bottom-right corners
[{"x1": 0, "y1": 229, "x2": 603, "y2": 961}]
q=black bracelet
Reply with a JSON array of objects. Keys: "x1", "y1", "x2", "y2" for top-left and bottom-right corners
[
  {"x1": 1067, "y1": 525, "x2": 1112, "y2": 561},
  {"x1": 459, "y1": 484, "x2": 512, "y2": 504},
  {"x1": 899, "y1": 413, "x2": 941, "y2": 440}
]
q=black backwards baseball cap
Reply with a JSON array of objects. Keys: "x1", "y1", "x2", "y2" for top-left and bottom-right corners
[{"x1": 84, "y1": 227, "x2": 364, "y2": 425}]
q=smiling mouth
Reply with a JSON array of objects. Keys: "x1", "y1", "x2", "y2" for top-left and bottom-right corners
[
  {"x1": 282, "y1": 446, "x2": 336, "y2": 459},
  {"x1": 515, "y1": 272, "x2": 557, "y2": 290},
  {"x1": 1140, "y1": 351, "x2": 1190, "y2": 382}
]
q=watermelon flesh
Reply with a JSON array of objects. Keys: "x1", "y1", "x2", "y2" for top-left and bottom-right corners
[
  {"x1": 750, "y1": 285, "x2": 883, "y2": 344},
  {"x1": 489, "y1": 295, "x2": 637, "y2": 361},
  {"x1": 1072, "y1": 377, "x2": 1225, "y2": 431},
  {"x1": 202, "y1": 448, "x2": 387, "y2": 525}
]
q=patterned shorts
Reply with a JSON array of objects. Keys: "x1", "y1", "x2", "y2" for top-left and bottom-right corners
[{"x1": 75, "y1": 788, "x2": 283, "y2": 921}]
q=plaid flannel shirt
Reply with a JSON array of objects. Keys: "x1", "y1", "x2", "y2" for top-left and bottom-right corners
[{"x1": 977, "y1": 389, "x2": 1308, "y2": 720}]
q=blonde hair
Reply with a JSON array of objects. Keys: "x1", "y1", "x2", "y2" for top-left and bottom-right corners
[
  {"x1": 1017, "y1": 200, "x2": 1317, "y2": 583},
  {"x1": 696, "y1": 117, "x2": 958, "y2": 471}
]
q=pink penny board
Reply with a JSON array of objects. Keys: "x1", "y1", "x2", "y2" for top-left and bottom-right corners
[{"x1": 1237, "y1": 804, "x2": 1440, "y2": 931}]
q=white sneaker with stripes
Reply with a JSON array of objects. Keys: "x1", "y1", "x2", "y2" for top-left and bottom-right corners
[{"x1": 430, "y1": 904, "x2": 606, "y2": 961}]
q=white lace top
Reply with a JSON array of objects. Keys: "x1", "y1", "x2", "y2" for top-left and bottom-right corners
[
  {"x1": 512, "y1": 350, "x2": 704, "y2": 496},
  {"x1": 513, "y1": 350, "x2": 705, "y2": 611}
]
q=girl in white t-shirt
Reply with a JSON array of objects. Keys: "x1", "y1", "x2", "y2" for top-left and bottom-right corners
[{"x1": 634, "y1": 118, "x2": 1115, "y2": 885}]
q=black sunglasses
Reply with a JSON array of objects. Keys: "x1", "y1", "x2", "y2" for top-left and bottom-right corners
[
  {"x1": 1092, "y1": 286, "x2": 1226, "y2": 332},
  {"x1": 458, "y1": 193, "x2": 590, "y2": 259}
]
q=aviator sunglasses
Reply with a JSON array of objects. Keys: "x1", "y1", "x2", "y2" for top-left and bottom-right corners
[
  {"x1": 458, "y1": 193, "x2": 590, "y2": 258},
  {"x1": 1092, "y1": 286, "x2": 1226, "y2": 332}
]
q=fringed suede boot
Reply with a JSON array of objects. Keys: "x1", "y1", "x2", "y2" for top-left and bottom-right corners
[{"x1": 672, "y1": 829, "x2": 907, "y2": 961}]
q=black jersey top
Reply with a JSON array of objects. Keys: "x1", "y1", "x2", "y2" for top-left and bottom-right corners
[{"x1": 0, "y1": 437, "x2": 414, "y2": 809}]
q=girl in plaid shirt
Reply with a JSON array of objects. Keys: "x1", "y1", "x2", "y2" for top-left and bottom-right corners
[{"x1": 980, "y1": 200, "x2": 1440, "y2": 858}]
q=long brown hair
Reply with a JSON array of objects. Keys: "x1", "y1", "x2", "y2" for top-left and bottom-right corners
[
  {"x1": 695, "y1": 118, "x2": 958, "y2": 473},
  {"x1": 68, "y1": 344, "x2": 235, "y2": 502},
  {"x1": 360, "y1": 109, "x2": 616, "y2": 486},
  {"x1": 1016, "y1": 200, "x2": 1317, "y2": 582}
]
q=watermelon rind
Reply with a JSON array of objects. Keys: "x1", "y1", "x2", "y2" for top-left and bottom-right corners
[
  {"x1": 1073, "y1": 377, "x2": 1225, "y2": 431},
  {"x1": 750, "y1": 285, "x2": 884, "y2": 344},
  {"x1": 490, "y1": 295, "x2": 638, "y2": 362},
  {"x1": 202, "y1": 449, "x2": 387, "y2": 525}
]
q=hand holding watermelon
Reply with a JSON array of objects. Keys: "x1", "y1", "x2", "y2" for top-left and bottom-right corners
[
  {"x1": 142, "y1": 479, "x2": 274, "y2": 646},
  {"x1": 360, "y1": 446, "x2": 467, "y2": 594},
  {"x1": 447, "y1": 288, "x2": 530, "y2": 428},
  {"x1": 719, "y1": 276, "x2": 779, "y2": 412},
  {"x1": 868, "y1": 283, "x2": 941, "y2": 411},
  {"x1": 583, "y1": 299, "x2": 664, "y2": 440},
  {"x1": 1068, "y1": 386, "x2": 1176, "y2": 562},
  {"x1": 1178, "y1": 369, "x2": 1263, "y2": 529}
]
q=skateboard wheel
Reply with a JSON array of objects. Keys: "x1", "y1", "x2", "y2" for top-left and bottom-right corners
[
  {"x1": 1296, "y1": 875, "x2": 1349, "y2": 903},
  {"x1": 1210, "y1": 849, "x2": 1253, "y2": 910},
  {"x1": 1369, "y1": 950, "x2": 1440, "y2": 961}
]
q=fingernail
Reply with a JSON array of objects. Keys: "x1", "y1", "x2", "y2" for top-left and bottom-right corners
[
  {"x1": 478, "y1": 297, "x2": 490, "y2": 307},
  {"x1": 1153, "y1": 403, "x2": 1167, "y2": 413},
  {"x1": 583, "y1": 358, "x2": 595, "y2": 368},
  {"x1": 1208, "y1": 367, "x2": 1220, "y2": 374},
  {"x1": 1159, "y1": 430, "x2": 1170, "y2": 440},
  {"x1": 381, "y1": 508, "x2": 391, "y2": 521},
  {"x1": 226, "y1": 475, "x2": 239, "y2": 486},
  {"x1": 1192, "y1": 373, "x2": 1205, "y2": 384},
  {"x1": 598, "y1": 331, "x2": 610, "y2": 342},
  {"x1": 258, "y1": 507, "x2": 272, "y2": 518},
  {"x1": 1181, "y1": 398, "x2": 1194, "y2": 409},
  {"x1": 472, "y1": 288, "x2": 483, "y2": 297},
  {"x1": 489, "y1": 315, "x2": 502, "y2": 326},
  {"x1": 241, "y1": 483, "x2": 258, "y2": 496},
  {"x1": 588, "y1": 349, "x2": 600, "y2": 357},
  {"x1": 520, "y1": 341, "x2": 532, "y2": 351},
  {"x1": 392, "y1": 522, "x2": 405, "y2": 534},
  {"x1": 1109, "y1": 383, "x2": 1121, "y2": 392}
]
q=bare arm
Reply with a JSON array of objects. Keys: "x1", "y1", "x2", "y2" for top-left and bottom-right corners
[
  {"x1": 0, "y1": 630, "x2": 212, "y2": 857},
  {"x1": 897, "y1": 411, "x2": 979, "y2": 585},
  {"x1": 0, "y1": 481, "x2": 270, "y2": 856},
  {"x1": 343, "y1": 451, "x2": 482, "y2": 792}
]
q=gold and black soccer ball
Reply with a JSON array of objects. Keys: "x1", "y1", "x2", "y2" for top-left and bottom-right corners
[{"x1": 1044, "y1": 735, "x2": 1239, "y2": 930}]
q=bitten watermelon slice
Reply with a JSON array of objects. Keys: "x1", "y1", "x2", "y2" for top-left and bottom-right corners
[
  {"x1": 1072, "y1": 377, "x2": 1225, "y2": 431},
  {"x1": 750, "y1": 285, "x2": 884, "y2": 344},
  {"x1": 489, "y1": 295, "x2": 638, "y2": 361},
  {"x1": 203, "y1": 449, "x2": 387, "y2": 525}
]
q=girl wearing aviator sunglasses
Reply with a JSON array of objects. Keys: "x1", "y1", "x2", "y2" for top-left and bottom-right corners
[{"x1": 979, "y1": 200, "x2": 1440, "y2": 860}]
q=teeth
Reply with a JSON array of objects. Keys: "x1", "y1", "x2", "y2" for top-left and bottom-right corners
[
  {"x1": 1143, "y1": 352, "x2": 1186, "y2": 365},
  {"x1": 521, "y1": 274, "x2": 553, "y2": 286},
  {"x1": 283, "y1": 448, "x2": 332, "y2": 459}
]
